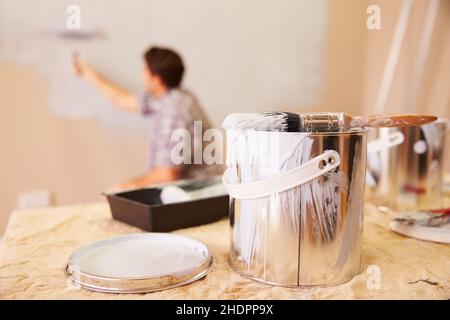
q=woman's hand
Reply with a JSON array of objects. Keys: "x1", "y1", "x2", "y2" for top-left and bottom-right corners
[{"x1": 73, "y1": 52, "x2": 93, "y2": 78}]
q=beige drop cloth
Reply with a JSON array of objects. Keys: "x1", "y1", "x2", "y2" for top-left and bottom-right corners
[{"x1": 0, "y1": 201, "x2": 449, "y2": 299}]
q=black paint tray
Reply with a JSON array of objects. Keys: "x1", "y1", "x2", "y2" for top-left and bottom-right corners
[{"x1": 105, "y1": 177, "x2": 229, "y2": 232}]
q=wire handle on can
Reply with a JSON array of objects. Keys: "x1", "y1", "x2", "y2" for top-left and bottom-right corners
[
  {"x1": 367, "y1": 131, "x2": 404, "y2": 154},
  {"x1": 222, "y1": 150, "x2": 341, "y2": 200}
]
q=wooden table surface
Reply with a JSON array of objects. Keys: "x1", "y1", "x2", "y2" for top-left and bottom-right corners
[{"x1": 0, "y1": 201, "x2": 449, "y2": 299}]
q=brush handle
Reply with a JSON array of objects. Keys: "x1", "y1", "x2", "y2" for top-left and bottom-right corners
[
  {"x1": 348, "y1": 114, "x2": 437, "y2": 129},
  {"x1": 293, "y1": 113, "x2": 436, "y2": 132}
]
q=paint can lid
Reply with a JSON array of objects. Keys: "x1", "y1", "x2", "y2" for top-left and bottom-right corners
[
  {"x1": 66, "y1": 233, "x2": 213, "y2": 293},
  {"x1": 390, "y1": 210, "x2": 450, "y2": 244}
]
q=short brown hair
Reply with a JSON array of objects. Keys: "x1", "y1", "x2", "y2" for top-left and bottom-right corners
[{"x1": 144, "y1": 46, "x2": 184, "y2": 88}]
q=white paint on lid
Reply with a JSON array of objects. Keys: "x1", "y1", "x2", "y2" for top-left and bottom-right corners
[{"x1": 70, "y1": 233, "x2": 210, "y2": 278}]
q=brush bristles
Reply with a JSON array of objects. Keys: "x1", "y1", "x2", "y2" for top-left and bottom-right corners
[
  {"x1": 223, "y1": 112, "x2": 289, "y2": 131},
  {"x1": 261, "y1": 112, "x2": 301, "y2": 132}
]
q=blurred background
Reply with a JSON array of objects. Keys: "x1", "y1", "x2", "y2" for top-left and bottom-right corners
[{"x1": 0, "y1": 0, "x2": 449, "y2": 235}]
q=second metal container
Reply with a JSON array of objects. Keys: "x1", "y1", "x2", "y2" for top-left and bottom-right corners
[{"x1": 367, "y1": 120, "x2": 447, "y2": 210}]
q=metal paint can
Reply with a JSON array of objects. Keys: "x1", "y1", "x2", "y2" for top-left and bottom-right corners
[
  {"x1": 367, "y1": 120, "x2": 447, "y2": 210},
  {"x1": 223, "y1": 129, "x2": 367, "y2": 287}
]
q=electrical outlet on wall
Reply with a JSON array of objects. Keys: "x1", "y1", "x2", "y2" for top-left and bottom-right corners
[{"x1": 17, "y1": 190, "x2": 53, "y2": 209}]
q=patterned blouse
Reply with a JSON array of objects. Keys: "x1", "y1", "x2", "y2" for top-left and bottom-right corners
[{"x1": 140, "y1": 88, "x2": 217, "y2": 179}]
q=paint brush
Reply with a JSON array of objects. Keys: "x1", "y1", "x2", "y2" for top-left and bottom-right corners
[{"x1": 223, "y1": 112, "x2": 438, "y2": 132}]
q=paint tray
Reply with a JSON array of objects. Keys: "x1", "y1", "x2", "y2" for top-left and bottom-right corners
[{"x1": 105, "y1": 176, "x2": 229, "y2": 232}]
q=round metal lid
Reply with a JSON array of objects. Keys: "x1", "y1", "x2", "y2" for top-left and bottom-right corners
[
  {"x1": 66, "y1": 233, "x2": 213, "y2": 293},
  {"x1": 390, "y1": 211, "x2": 450, "y2": 244}
]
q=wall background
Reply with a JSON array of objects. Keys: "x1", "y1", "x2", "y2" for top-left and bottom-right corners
[
  {"x1": 0, "y1": 0, "x2": 449, "y2": 234},
  {"x1": 0, "y1": 0, "x2": 328, "y2": 128}
]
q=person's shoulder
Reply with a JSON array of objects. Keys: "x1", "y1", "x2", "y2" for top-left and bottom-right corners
[
  {"x1": 168, "y1": 88, "x2": 200, "y2": 110},
  {"x1": 170, "y1": 87, "x2": 198, "y2": 103},
  {"x1": 160, "y1": 88, "x2": 190, "y2": 116}
]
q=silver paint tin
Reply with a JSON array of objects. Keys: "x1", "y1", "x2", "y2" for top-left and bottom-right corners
[{"x1": 224, "y1": 129, "x2": 368, "y2": 287}]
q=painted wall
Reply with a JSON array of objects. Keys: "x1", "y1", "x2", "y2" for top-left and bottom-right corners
[
  {"x1": 0, "y1": 62, "x2": 148, "y2": 234},
  {"x1": 0, "y1": 0, "x2": 328, "y2": 128}
]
